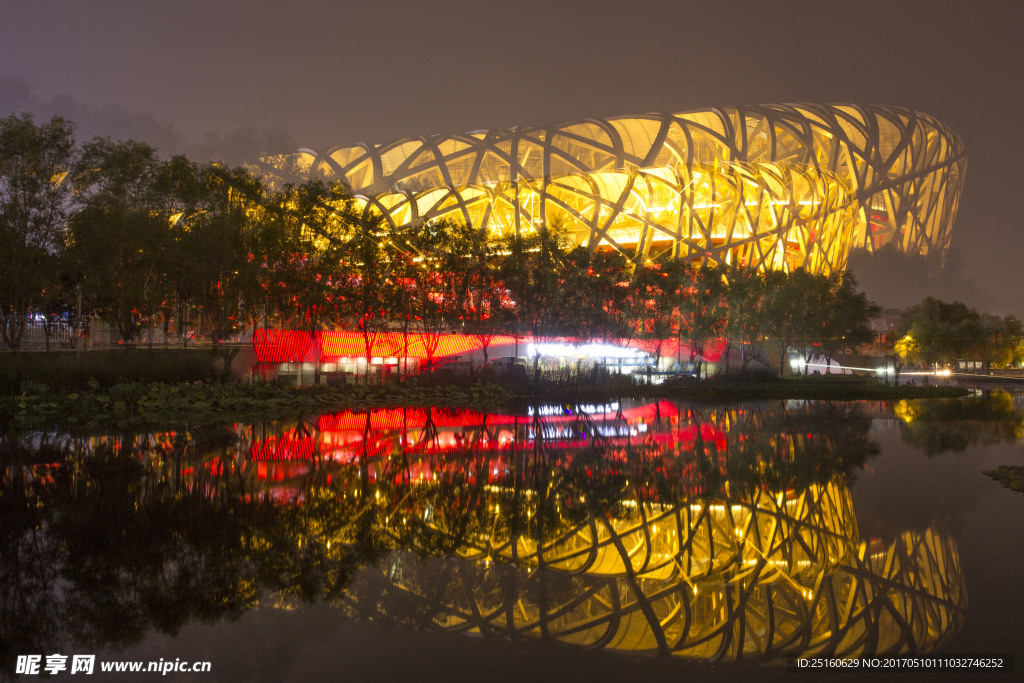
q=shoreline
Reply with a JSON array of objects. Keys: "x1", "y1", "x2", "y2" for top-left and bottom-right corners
[{"x1": 2, "y1": 376, "x2": 969, "y2": 433}]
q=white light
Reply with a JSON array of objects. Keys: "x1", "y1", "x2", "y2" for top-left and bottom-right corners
[
  {"x1": 528, "y1": 402, "x2": 620, "y2": 417},
  {"x1": 527, "y1": 342, "x2": 650, "y2": 360}
]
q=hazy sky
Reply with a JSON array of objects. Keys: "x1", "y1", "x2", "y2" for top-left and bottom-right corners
[{"x1": 2, "y1": 0, "x2": 1021, "y2": 311}]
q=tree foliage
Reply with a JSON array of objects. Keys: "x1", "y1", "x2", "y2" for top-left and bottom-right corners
[
  {"x1": 898, "y1": 297, "x2": 1022, "y2": 370},
  {"x1": 70, "y1": 138, "x2": 169, "y2": 343},
  {"x1": 0, "y1": 114, "x2": 76, "y2": 350}
]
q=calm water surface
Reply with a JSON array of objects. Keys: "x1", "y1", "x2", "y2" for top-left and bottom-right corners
[{"x1": 3, "y1": 396, "x2": 1022, "y2": 681}]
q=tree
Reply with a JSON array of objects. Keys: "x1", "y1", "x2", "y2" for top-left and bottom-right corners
[
  {"x1": 623, "y1": 260, "x2": 681, "y2": 374},
  {"x1": 162, "y1": 158, "x2": 268, "y2": 372},
  {"x1": 763, "y1": 271, "x2": 799, "y2": 374},
  {"x1": 788, "y1": 270, "x2": 833, "y2": 374},
  {"x1": 342, "y1": 210, "x2": 399, "y2": 383},
  {"x1": 406, "y1": 220, "x2": 475, "y2": 369},
  {"x1": 677, "y1": 264, "x2": 729, "y2": 377},
  {"x1": 763, "y1": 269, "x2": 832, "y2": 375},
  {"x1": 269, "y1": 186, "x2": 404, "y2": 383},
  {"x1": 818, "y1": 273, "x2": 880, "y2": 373},
  {"x1": 990, "y1": 316, "x2": 1024, "y2": 369},
  {"x1": 556, "y1": 245, "x2": 630, "y2": 344},
  {"x1": 0, "y1": 114, "x2": 76, "y2": 351},
  {"x1": 575, "y1": 248, "x2": 632, "y2": 343},
  {"x1": 271, "y1": 179, "x2": 358, "y2": 329},
  {"x1": 261, "y1": 179, "x2": 359, "y2": 377},
  {"x1": 497, "y1": 225, "x2": 576, "y2": 378},
  {"x1": 900, "y1": 297, "x2": 988, "y2": 368},
  {"x1": 460, "y1": 225, "x2": 505, "y2": 365},
  {"x1": 723, "y1": 267, "x2": 769, "y2": 372},
  {"x1": 69, "y1": 138, "x2": 170, "y2": 345},
  {"x1": 890, "y1": 332, "x2": 921, "y2": 385}
]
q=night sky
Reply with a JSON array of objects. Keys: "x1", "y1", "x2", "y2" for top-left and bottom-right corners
[{"x1": 2, "y1": 0, "x2": 1021, "y2": 313}]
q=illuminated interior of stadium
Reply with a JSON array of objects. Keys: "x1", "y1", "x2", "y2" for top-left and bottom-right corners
[{"x1": 255, "y1": 103, "x2": 966, "y2": 276}]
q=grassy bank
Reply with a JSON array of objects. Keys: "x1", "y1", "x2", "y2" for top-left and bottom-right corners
[
  {"x1": 1, "y1": 379, "x2": 514, "y2": 432},
  {"x1": 0, "y1": 348, "x2": 217, "y2": 393},
  {"x1": 984, "y1": 466, "x2": 1024, "y2": 494},
  {"x1": 0, "y1": 367, "x2": 967, "y2": 433}
]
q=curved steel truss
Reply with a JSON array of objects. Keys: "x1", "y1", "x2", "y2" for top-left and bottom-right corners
[{"x1": 255, "y1": 104, "x2": 965, "y2": 273}]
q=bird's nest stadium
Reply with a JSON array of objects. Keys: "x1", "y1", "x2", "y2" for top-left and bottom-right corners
[{"x1": 254, "y1": 103, "x2": 965, "y2": 276}]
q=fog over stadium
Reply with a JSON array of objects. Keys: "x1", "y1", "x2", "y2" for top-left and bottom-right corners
[{"x1": 1, "y1": 0, "x2": 1020, "y2": 314}]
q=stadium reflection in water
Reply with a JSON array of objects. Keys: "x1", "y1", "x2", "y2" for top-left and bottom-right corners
[{"x1": 2, "y1": 400, "x2": 966, "y2": 666}]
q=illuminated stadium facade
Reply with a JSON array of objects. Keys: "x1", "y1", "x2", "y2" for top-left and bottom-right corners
[{"x1": 255, "y1": 103, "x2": 966, "y2": 276}]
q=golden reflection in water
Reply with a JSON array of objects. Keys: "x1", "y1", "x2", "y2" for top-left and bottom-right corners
[
  {"x1": 6, "y1": 401, "x2": 967, "y2": 662},
  {"x1": 232, "y1": 402, "x2": 966, "y2": 661},
  {"x1": 435, "y1": 483, "x2": 857, "y2": 583},
  {"x1": 345, "y1": 526, "x2": 963, "y2": 661}
]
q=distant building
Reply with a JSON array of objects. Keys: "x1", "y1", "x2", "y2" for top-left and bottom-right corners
[{"x1": 871, "y1": 308, "x2": 905, "y2": 347}]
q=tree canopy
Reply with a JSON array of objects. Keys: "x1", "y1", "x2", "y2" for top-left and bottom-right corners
[
  {"x1": 0, "y1": 114, "x2": 76, "y2": 350},
  {"x1": 898, "y1": 297, "x2": 1022, "y2": 369}
]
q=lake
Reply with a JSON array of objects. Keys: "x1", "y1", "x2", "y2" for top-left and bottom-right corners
[{"x1": 2, "y1": 395, "x2": 1021, "y2": 681}]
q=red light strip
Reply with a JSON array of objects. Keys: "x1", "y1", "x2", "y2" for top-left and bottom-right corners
[{"x1": 254, "y1": 329, "x2": 727, "y2": 364}]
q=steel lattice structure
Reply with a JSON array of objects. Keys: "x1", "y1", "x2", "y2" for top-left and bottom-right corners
[{"x1": 255, "y1": 104, "x2": 965, "y2": 275}]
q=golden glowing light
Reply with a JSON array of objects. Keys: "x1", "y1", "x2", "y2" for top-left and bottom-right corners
[{"x1": 255, "y1": 103, "x2": 965, "y2": 274}]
